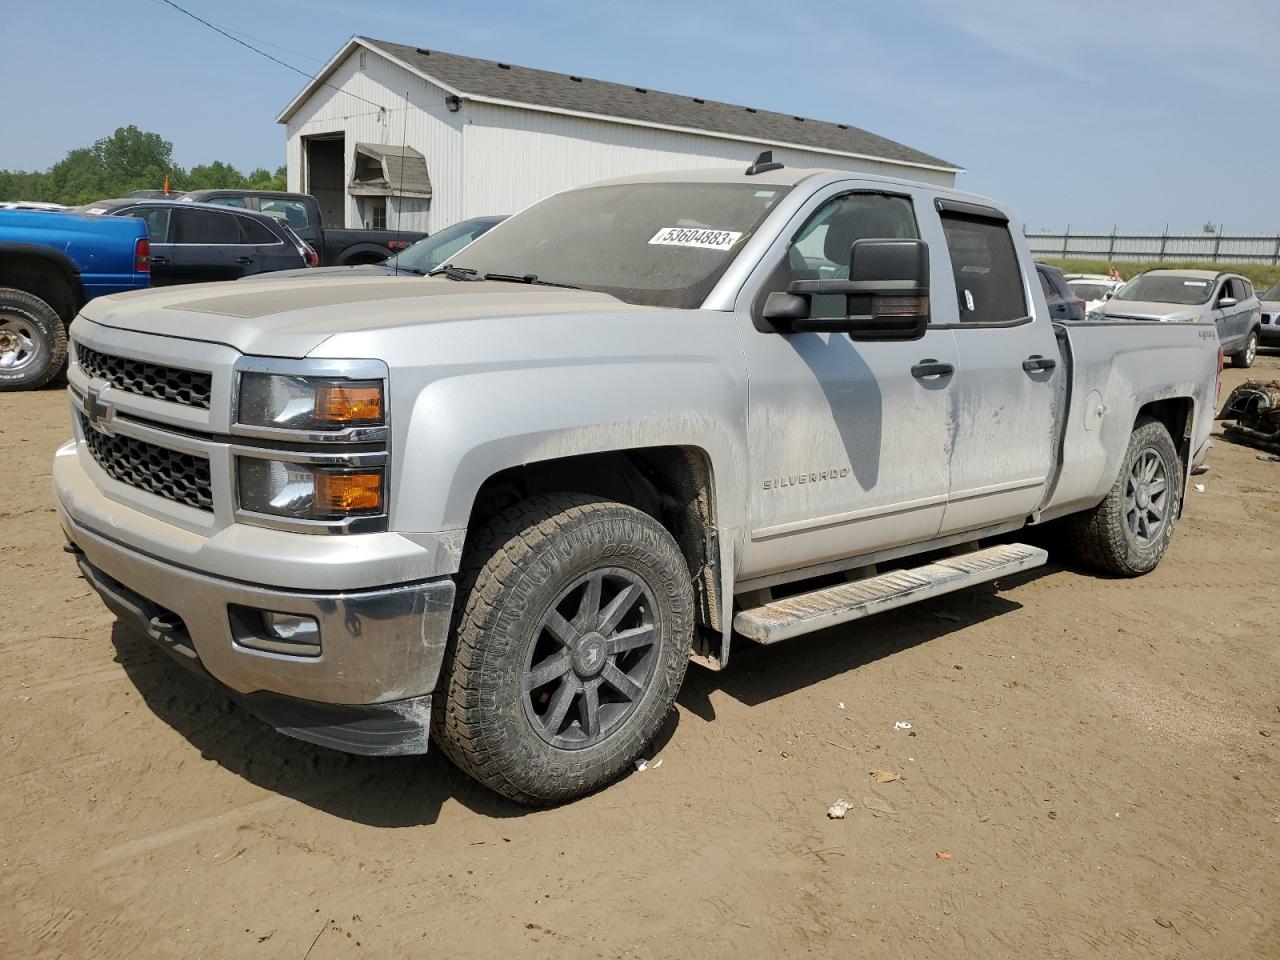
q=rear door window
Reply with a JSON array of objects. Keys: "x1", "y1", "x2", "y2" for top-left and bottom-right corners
[
  {"x1": 940, "y1": 213, "x2": 1028, "y2": 323},
  {"x1": 174, "y1": 208, "x2": 241, "y2": 244}
]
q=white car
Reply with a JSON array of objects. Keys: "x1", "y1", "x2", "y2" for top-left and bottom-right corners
[{"x1": 1065, "y1": 273, "x2": 1123, "y2": 314}]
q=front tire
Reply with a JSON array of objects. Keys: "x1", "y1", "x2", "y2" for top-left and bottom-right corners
[
  {"x1": 0, "y1": 289, "x2": 67, "y2": 391},
  {"x1": 1067, "y1": 416, "x2": 1183, "y2": 576},
  {"x1": 432, "y1": 494, "x2": 694, "y2": 805},
  {"x1": 1231, "y1": 329, "x2": 1258, "y2": 368}
]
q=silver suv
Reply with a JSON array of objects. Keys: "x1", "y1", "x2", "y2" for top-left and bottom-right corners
[{"x1": 1092, "y1": 269, "x2": 1262, "y2": 367}]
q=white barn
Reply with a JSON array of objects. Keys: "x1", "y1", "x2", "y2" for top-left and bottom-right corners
[{"x1": 277, "y1": 37, "x2": 961, "y2": 235}]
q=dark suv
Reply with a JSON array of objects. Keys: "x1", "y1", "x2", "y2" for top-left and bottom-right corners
[
  {"x1": 1036, "y1": 262, "x2": 1086, "y2": 321},
  {"x1": 79, "y1": 199, "x2": 312, "y2": 285}
]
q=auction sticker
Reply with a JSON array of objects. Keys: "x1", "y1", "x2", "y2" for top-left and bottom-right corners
[{"x1": 649, "y1": 227, "x2": 743, "y2": 250}]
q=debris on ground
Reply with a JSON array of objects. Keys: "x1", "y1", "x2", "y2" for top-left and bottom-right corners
[
  {"x1": 827, "y1": 799, "x2": 853, "y2": 819},
  {"x1": 1155, "y1": 916, "x2": 1178, "y2": 933},
  {"x1": 871, "y1": 770, "x2": 900, "y2": 784},
  {"x1": 862, "y1": 796, "x2": 897, "y2": 815},
  {"x1": 935, "y1": 850, "x2": 952, "y2": 860},
  {"x1": 894, "y1": 721, "x2": 913, "y2": 731},
  {"x1": 1219, "y1": 379, "x2": 1280, "y2": 453},
  {"x1": 635, "y1": 757, "x2": 661, "y2": 772},
  {"x1": 1193, "y1": 483, "x2": 1206, "y2": 493}
]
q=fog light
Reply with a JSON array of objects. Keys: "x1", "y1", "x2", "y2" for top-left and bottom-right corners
[{"x1": 261, "y1": 611, "x2": 319, "y2": 645}]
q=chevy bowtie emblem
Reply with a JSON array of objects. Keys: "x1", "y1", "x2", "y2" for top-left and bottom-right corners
[{"x1": 84, "y1": 387, "x2": 115, "y2": 432}]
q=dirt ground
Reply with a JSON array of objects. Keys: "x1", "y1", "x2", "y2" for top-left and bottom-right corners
[{"x1": 2, "y1": 355, "x2": 1278, "y2": 960}]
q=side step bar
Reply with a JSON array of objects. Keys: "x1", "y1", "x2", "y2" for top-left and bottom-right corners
[{"x1": 733, "y1": 543, "x2": 1047, "y2": 645}]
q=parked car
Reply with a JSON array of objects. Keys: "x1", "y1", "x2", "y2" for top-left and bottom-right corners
[
  {"x1": 56, "y1": 161, "x2": 1221, "y2": 805},
  {"x1": 252, "y1": 215, "x2": 506, "y2": 280},
  {"x1": 0, "y1": 200, "x2": 70, "y2": 212},
  {"x1": 1091, "y1": 269, "x2": 1262, "y2": 367},
  {"x1": 0, "y1": 208, "x2": 149, "y2": 390},
  {"x1": 1036, "y1": 262, "x2": 1086, "y2": 321},
  {"x1": 181, "y1": 189, "x2": 427, "y2": 267},
  {"x1": 1064, "y1": 273, "x2": 1123, "y2": 313},
  {"x1": 79, "y1": 199, "x2": 313, "y2": 285},
  {"x1": 1259, "y1": 281, "x2": 1280, "y2": 347}
]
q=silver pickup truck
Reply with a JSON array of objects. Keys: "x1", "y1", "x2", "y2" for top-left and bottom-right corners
[{"x1": 54, "y1": 161, "x2": 1221, "y2": 804}]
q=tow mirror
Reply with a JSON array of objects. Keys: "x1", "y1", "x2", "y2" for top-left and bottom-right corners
[{"x1": 775, "y1": 239, "x2": 930, "y2": 340}]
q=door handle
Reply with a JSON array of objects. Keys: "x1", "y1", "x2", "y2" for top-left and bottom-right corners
[
  {"x1": 150, "y1": 254, "x2": 169, "y2": 264},
  {"x1": 236, "y1": 256, "x2": 254, "y2": 265},
  {"x1": 911, "y1": 360, "x2": 954, "y2": 379},
  {"x1": 1022, "y1": 355, "x2": 1057, "y2": 372}
]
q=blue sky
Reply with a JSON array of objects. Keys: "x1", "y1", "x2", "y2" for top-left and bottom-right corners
[{"x1": 1, "y1": 0, "x2": 1275, "y2": 232}]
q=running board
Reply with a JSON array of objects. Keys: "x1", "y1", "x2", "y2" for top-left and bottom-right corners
[{"x1": 733, "y1": 543, "x2": 1047, "y2": 645}]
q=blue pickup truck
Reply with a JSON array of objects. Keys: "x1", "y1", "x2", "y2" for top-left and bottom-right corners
[{"x1": 0, "y1": 209, "x2": 150, "y2": 390}]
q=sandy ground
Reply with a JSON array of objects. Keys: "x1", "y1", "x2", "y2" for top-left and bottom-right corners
[{"x1": 2, "y1": 354, "x2": 1278, "y2": 960}]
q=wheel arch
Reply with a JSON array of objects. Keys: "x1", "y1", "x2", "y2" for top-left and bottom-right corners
[
  {"x1": 466, "y1": 445, "x2": 731, "y2": 666},
  {"x1": 0, "y1": 245, "x2": 84, "y2": 322}
]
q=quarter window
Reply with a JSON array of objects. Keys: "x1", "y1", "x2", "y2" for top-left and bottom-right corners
[
  {"x1": 940, "y1": 213, "x2": 1028, "y2": 323},
  {"x1": 238, "y1": 216, "x2": 278, "y2": 245}
]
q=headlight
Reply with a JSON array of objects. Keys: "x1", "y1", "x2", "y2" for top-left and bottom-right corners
[
  {"x1": 237, "y1": 458, "x2": 384, "y2": 520},
  {"x1": 238, "y1": 373, "x2": 384, "y2": 432}
]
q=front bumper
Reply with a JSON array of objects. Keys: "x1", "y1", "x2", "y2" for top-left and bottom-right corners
[{"x1": 58, "y1": 498, "x2": 455, "y2": 757}]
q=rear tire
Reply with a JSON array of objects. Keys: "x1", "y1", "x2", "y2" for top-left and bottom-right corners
[
  {"x1": 0, "y1": 289, "x2": 67, "y2": 391},
  {"x1": 1231, "y1": 329, "x2": 1258, "y2": 368},
  {"x1": 432, "y1": 493, "x2": 694, "y2": 805},
  {"x1": 1067, "y1": 416, "x2": 1182, "y2": 576}
]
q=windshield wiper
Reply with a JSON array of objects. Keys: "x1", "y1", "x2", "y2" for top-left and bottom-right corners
[
  {"x1": 482, "y1": 272, "x2": 581, "y2": 290},
  {"x1": 429, "y1": 264, "x2": 482, "y2": 281}
]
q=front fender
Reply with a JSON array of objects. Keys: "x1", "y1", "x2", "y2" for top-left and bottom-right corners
[{"x1": 393, "y1": 355, "x2": 749, "y2": 540}]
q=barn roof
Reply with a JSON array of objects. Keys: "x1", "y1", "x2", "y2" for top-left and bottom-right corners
[{"x1": 278, "y1": 37, "x2": 960, "y2": 174}]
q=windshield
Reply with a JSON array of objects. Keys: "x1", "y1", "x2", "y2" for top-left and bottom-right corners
[
  {"x1": 1114, "y1": 274, "x2": 1214, "y2": 306},
  {"x1": 441, "y1": 182, "x2": 791, "y2": 308},
  {"x1": 387, "y1": 217, "x2": 503, "y2": 275},
  {"x1": 1068, "y1": 281, "x2": 1112, "y2": 301},
  {"x1": 1263, "y1": 282, "x2": 1280, "y2": 302}
]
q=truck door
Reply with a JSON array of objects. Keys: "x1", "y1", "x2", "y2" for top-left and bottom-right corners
[
  {"x1": 934, "y1": 201, "x2": 1059, "y2": 534},
  {"x1": 735, "y1": 187, "x2": 959, "y2": 581}
]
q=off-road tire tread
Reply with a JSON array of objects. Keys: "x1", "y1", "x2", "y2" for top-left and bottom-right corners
[
  {"x1": 0, "y1": 288, "x2": 68, "y2": 391},
  {"x1": 1067, "y1": 416, "x2": 1181, "y2": 576},
  {"x1": 432, "y1": 493, "x2": 693, "y2": 805}
]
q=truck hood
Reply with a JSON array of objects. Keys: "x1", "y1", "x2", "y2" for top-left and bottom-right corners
[
  {"x1": 78, "y1": 276, "x2": 640, "y2": 358},
  {"x1": 1097, "y1": 300, "x2": 1205, "y2": 322}
]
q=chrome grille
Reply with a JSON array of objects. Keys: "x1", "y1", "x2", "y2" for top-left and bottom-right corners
[
  {"x1": 78, "y1": 413, "x2": 213, "y2": 511},
  {"x1": 75, "y1": 344, "x2": 212, "y2": 409}
]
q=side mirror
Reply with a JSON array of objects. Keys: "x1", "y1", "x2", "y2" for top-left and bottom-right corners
[
  {"x1": 783, "y1": 239, "x2": 930, "y2": 340},
  {"x1": 1104, "y1": 290, "x2": 1115, "y2": 300},
  {"x1": 1218, "y1": 296, "x2": 1238, "y2": 309}
]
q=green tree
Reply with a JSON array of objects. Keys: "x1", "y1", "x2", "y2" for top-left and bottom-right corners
[
  {"x1": 0, "y1": 126, "x2": 284, "y2": 204},
  {"x1": 182, "y1": 160, "x2": 246, "y2": 191}
]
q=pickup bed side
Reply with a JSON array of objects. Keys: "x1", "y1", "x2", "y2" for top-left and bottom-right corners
[{"x1": 0, "y1": 210, "x2": 148, "y2": 390}]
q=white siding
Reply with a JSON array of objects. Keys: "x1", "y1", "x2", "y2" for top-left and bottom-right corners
[
  {"x1": 284, "y1": 50, "x2": 465, "y2": 232},
  {"x1": 458, "y1": 102, "x2": 953, "y2": 221},
  {"x1": 284, "y1": 47, "x2": 956, "y2": 233}
]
